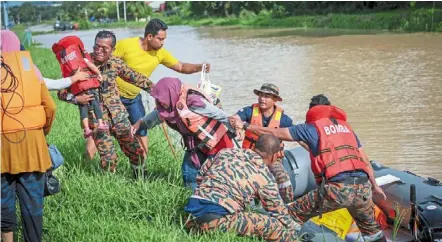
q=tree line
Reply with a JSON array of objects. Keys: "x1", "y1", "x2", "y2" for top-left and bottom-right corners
[
  {"x1": 6, "y1": 1, "x2": 441, "y2": 24},
  {"x1": 170, "y1": 1, "x2": 440, "y2": 18},
  {"x1": 6, "y1": 1, "x2": 152, "y2": 24}
]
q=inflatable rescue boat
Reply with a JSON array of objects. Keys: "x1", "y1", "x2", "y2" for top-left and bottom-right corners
[{"x1": 282, "y1": 147, "x2": 442, "y2": 242}]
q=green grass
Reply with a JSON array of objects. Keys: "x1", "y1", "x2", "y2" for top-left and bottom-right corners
[
  {"x1": 390, "y1": 203, "x2": 409, "y2": 242},
  {"x1": 162, "y1": 8, "x2": 442, "y2": 32},
  {"x1": 23, "y1": 46, "x2": 260, "y2": 242},
  {"x1": 80, "y1": 8, "x2": 441, "y2": 32}
]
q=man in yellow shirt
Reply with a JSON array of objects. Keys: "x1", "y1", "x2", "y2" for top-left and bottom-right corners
[{"x1": 84, "y1": 19, "x2": 210, "y2": 160}]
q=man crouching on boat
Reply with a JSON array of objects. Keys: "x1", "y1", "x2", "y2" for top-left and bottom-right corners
[{"x1": 230, "y1": 94, "x2": 388, "y2": 242}]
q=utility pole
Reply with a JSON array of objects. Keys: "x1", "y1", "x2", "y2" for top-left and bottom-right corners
[
  {"x1": 116, "y1": 0, "x2": 120, "y2": 22},
  {"x1": 123, "y1": 1, "x2": 127, "y2": 22},
  {"x1": 3, "y1": 1, "x2": 10, "y2": 29}
]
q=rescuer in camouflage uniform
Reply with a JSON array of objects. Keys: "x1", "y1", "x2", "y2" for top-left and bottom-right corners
[
  {"x1": 231, "y1": 94, "x2": 388, "y2": 242},
  {"x1": 184, "y1": 135, "x2": 300, "y2": 242},
  {"x1": 58, "y1": 31, "x2": 153, "y2": 179}
]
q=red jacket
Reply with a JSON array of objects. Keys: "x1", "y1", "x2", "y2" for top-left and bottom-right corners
[
  {"x1": 306, "y1": 105, "x2": 369, "y2": 184},
  {"x1": 52, "y1": 36, "x2": 100, "y2": 95}
]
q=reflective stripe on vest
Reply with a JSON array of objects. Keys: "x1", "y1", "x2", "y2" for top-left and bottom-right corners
[
  {"x1": 1, "y1": 51, "x2": 46, "y2": 134},
  {"x1": 306, "y1": 106, "x2": 369, "y2": 184},
  {"x1": 243, "y1": 104, "x2": 285, "y2": 158},
  {"x1": 176, "y1": 84, "x2": 228, "y2": 151}
]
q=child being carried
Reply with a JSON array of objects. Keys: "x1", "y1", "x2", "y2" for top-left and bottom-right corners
[{"x1": 52, "y1": 36, "x2": 107, "y2": 138}]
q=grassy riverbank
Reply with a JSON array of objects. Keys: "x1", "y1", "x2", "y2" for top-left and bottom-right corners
[
  {"x1": 12, "y1": 8, "x2": 441, "y2": 37},
  {"x1": 166, "y1": 8, "x2": 442, "y2": 32},
  {"x1": 82, "y1": 8, "x2": 442, "y2": 32},
  {"x1": 24, "y1": 46, "x2": 254, "y2": 242}
]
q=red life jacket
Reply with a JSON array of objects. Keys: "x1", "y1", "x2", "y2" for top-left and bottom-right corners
[
  {"x1": 243, "y1": 104, "x2": 285, "y2": 158},
  {"x1": 306, "y1": 105, "x2": 369, "y2": 184},
  {"x1": 52, "y1": 36, "x2": 100, "y2": 95}
]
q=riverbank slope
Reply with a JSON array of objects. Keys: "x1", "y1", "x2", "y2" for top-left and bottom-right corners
[{"x1": 166, "y1": 8, "x2": 442, "y2": 32}]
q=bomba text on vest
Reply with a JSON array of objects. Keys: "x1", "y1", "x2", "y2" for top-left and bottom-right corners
[
  {"x1": 61, "y1": 51, "x2": 78, "y2": 64},
  {"x1": 324, "y1": 124, "x2": 350, "y2": 135}
]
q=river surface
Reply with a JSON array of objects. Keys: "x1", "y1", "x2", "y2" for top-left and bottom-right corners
[{"x1": 34, "y1": 26, "x2": 442, "y2": 180}]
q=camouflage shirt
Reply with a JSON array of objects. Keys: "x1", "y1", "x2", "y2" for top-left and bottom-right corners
[
  {"x1": 57, "y1": 56, "x2": 153, "y2": 124},
  {"x1": 192, "y1": 148, "x2": 299, "y2": 231}
]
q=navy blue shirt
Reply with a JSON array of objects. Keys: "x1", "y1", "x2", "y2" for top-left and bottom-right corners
[
  {"x1": 288, "y1": 123, "x2": 366, "y2": 180},
  {"x1": 237, "y1": 106, "x2": 293, "y2": 128}
]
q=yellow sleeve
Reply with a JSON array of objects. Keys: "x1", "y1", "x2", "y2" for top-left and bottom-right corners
[
  {"x1": 160, "y1": 48, "x2": 179, "y2": 68},
  {"x1": 113, "y1": 40, "x2": 125, "y2": 58}
]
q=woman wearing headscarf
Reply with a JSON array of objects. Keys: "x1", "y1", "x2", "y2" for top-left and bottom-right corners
[
  {"x1": 1, "y1": 30, "x2": 56, "y2": 242},
  {"x1": 131, "y1": 77, "x2": 237, "y2": 191}
]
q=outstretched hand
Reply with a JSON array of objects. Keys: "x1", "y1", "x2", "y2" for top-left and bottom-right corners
[
  {"x1": 372, "y1": 185, "x2": 387, "y2": 200},
  {"x1": 202, "y1": 63, "x2": 211, "y2": 73},
  {"x1": 228, "y1": 116, "x2": 245, "y2": 141},
  {"x1": 71, "y1": 69, "x2": 90, "y2": 83},
  {"x1": 229, "y1": 116, "x2": 243, "y2": 130}
]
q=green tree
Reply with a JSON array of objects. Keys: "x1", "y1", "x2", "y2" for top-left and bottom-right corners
[
  {"x1": 127, "y1": 2, "x2": 152, "y2": 22},
  {"x1": 17, "y1": 2, "x2": 37, "y2": 23},
  {"x1": 8, "y1": 6, "x2": 21, "y2": 24},
  {"x1": 60, "y1": 1, "x2": 88, "y2": 20},
  {"x1": 86, "y1": 1, "x2": 117, "y2": 19}
]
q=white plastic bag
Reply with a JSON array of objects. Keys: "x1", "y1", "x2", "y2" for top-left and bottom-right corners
[{"x1": 197, "y1": 63, "x2": 222, "y2": 104}]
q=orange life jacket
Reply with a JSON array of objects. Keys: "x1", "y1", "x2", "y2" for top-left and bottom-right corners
[
  {"x1": 306, "y1": 105, "x2": 369, "y2": 184},
  {"x1": 176, "y1": 84, "x2": 228, "y2": 151},
  {"x1": 243, "y1": 104, "x2": 285, "y2": 158},
  {"x1": 1, "y1": 51, "x2": 46, "y2": 134}
]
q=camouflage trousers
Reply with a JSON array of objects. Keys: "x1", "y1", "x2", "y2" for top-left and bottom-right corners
[
  {"x1": 93, "y1": 118, "x2": 145, "y2": 172},
  {"x1": 194, "y1": 212, "x2": 298, "y2": 242},
  {"x1": 288, "y1": 181, "x2": 384, "y2": 238}
]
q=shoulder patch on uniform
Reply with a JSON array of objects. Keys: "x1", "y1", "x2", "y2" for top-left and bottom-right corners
[{"x1": 177, "y1": 102, "x2": 184, "y2": 110}]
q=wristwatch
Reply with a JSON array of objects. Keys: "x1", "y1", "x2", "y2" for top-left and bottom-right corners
[{"x1": 243, "y1": 122, "x2": 250, "y2": 131}]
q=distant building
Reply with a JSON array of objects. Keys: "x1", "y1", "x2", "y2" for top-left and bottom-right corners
[{"x1": 145, "y1": 1, "x2": 166, "y2": 12}]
